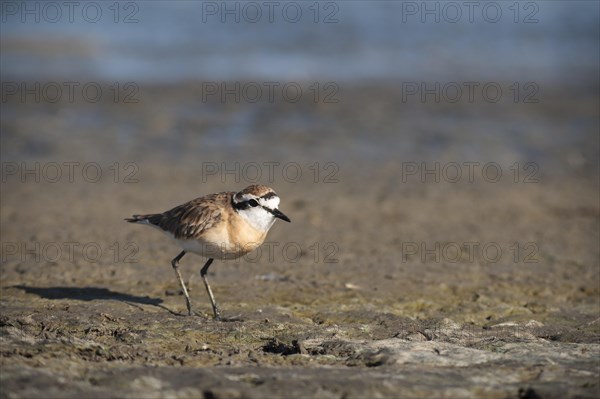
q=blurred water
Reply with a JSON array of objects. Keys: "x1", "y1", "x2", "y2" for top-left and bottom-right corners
[{"x1": 1, "y1": 1, "x2": 598, "y2": 83}]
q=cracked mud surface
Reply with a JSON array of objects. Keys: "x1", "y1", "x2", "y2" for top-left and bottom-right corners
[{"x1": 1, "y1": 83, "x2": 599, "y2": 398}]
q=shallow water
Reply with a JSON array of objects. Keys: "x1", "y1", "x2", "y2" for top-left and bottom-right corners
[{"x1": 1, "y1": 1, "x2": 598, "y2": 83}]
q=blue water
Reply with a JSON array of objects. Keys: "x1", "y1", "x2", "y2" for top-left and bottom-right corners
[{"x1": 1, "y1": 1, "x2": 598, "y2": 83}]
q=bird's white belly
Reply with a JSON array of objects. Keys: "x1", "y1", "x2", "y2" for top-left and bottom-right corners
[{"x1": 175, "y1": 237, "x2": 260, "y2": 260}]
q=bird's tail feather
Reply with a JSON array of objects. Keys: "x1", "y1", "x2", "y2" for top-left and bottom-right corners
[{"x1": 125, "y1": 214, "x2": 154, "y2": 223}]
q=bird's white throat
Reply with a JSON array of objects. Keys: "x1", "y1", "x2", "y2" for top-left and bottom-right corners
[{"x1": 237, "y1": 196, "x2": 280, "y2": 232}]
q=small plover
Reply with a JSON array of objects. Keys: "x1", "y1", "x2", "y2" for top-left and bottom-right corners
[{"x1": 126, "y1": 184, "x2": 290, "y2": 319}]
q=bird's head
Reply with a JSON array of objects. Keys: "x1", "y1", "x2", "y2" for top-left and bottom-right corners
[{"x1": 233, "y1": 185, "x2": 291, "y2": 232}]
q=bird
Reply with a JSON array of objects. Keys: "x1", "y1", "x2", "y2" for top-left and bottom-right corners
[{"x1": 125, "y1": 184, "x2": 290, "y2": 319}]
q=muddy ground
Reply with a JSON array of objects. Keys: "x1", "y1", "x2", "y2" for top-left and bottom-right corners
[{"x1": 1, "y1": 83, "x2": 599, "y2": 398}]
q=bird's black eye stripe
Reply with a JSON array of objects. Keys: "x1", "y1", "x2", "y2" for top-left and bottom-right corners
[{"x1": 232, "y1": 198, "x2": 262, "y2": 211}]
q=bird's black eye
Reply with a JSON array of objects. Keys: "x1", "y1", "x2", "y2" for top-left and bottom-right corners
[{"x1": 248, "y1": 199, "x2": 259, "y2": 207}]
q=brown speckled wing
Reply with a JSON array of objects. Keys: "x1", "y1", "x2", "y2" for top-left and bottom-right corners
[{"x1": 146, "y1": 192, "x2": 233, "y2": 240}]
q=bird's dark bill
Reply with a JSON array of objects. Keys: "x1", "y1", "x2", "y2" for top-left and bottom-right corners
[{"x1": 270, "y1": 208, "x2": 291, "y2": 222}]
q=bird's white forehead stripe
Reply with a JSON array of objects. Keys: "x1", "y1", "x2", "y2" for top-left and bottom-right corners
[
  {"x1": 260, "y1": 196, "x2": 280, "y2": 209},
  {"x1": 238, "y1": 193, "x2": 279, "y2": 208},
  {"x1": 239, "y1": 193, "x2": 274, "y2": 201},
  {"x1": 238, "y1": 194, "x2": 252, "y2": 202}
]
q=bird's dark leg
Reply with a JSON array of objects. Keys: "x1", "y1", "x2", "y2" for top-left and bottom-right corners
[
  {"x1": 171, "y1": 250, "x2": 193, "y2": 316},
  {"x1": 200, "y1": 258, "x2": 220, "y2": 320}
]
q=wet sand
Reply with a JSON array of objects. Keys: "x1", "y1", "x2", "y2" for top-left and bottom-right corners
[{"x1": 1, "y1": 82, "x2": 599, "y2": 398}]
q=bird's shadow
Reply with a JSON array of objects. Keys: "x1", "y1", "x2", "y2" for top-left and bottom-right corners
[{"x1": 10, "y1": 285, "x2": 184, "y2": 316}]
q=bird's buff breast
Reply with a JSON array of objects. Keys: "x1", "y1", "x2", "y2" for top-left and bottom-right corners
[{"x1": 178, "y1": 216, "x2": 268, "y2": 260}]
